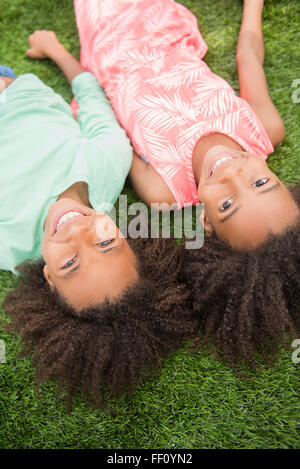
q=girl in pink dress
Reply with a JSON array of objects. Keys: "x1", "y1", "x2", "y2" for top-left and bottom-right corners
[{"x1": 71, "y1": 0, "x2": 299, "y2": 250}]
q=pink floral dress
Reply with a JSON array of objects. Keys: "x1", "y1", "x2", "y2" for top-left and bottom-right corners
[{"x1": 71, "y1": 0, "x2": 274, "y2": 208}]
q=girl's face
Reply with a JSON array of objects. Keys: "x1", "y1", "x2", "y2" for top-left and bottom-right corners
[
  {"x1": 41, "y1": 198, "x2": 138, "y2": 311},
  {"x1": 197, "y1": 146, "x2": 299, "y2": 249}
]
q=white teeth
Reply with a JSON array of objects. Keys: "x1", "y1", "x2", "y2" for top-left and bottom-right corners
[
  {"x1": 211, "y1": 156, "x2": 234, "y2": 175},
  {"x1": 56, "y1": 211, "x2": 83, "y2": 231}
]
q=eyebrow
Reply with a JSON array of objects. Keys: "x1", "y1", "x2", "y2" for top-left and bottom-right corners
[
  {"x1": 63, "y1": 263, "x2": 80, "y2": 279},
  {"x1": 219, "y1": 206, "x2": 241, "y2": 223},
  {"x1": 219, "y1": 183, "x2": 281, "y2": 223},
  {"x1": 257, "y1": 182, "x2": 280, "y2": 195}
]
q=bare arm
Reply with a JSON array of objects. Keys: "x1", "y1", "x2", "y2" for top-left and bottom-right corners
[
  {"x1": 236, "y1": 0, "x2": 285, "y2": 146},
  {"x1": 129, "y1": 152, "x2": 176, "y2": 208},
  {"x1": 0, "y1": 76, "x2": 15, "y2": 88},
  {"x1": 2, "y1": 32, "x2": 83, "y2": 92},
  {"x1": 26, "y1": 30, "x2": 85, "y2": 84}
]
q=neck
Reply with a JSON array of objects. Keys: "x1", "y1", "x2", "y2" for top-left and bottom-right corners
[
  {"x1": 192, "y1": 134, "x2": 243, "y2": 184},
  {"x1": 57, "y1": 182, "x2": 92, "y2": 208}
]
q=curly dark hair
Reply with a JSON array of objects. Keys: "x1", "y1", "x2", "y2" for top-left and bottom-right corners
[
  {"x1": 182, "y1": 183, "x2": 300, "y2": 371},
  {"x1": 2, "y1": 236, "x2": 197, "y2": 409}
]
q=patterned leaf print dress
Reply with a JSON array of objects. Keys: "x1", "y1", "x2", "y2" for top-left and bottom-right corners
[{"x1": 71, "y1": 0, "x2": 274, "y2": 208}]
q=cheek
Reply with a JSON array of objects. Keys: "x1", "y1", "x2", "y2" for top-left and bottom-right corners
[
  {"x1": 197, "y1": 180, "x2": 217, "y2": 203},
  {"x1": 197, "y1": 186, "x2": 216, "y2": 216},
  {"x1": 40, "y1": 237, "x2": 57, "y2": 267},
  {"x1": 40, "y1": 235, "x2": 47, "y2": 260},
  {"x1": 197, "y1": 182, "x2": 208, "y2": 203},
  {"x1": 95, "y1": 215, "x2": 118, "y2": 240}
]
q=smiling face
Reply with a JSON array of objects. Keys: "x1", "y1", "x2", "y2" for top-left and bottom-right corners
[
  {"x1": 41, "y1": 198, "x2": 139, "y2": 310},
  {"x1": 197, "y1": 145, "x2": 299, "y2": 249}
]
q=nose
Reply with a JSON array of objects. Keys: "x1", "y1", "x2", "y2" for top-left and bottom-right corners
[
  {"x1": 219, "y1": 163, "x2": 244, "y2": 184},
  {"x1": 61, "y1": 214, "x2": 95, "y2": 244}
]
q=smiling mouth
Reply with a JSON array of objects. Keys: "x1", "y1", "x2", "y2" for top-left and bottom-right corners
[
  {"x1": 53, "y1": 210, "x2": 89, "y2": 235},
  {"x1": 209, "y1": 153, "x2": 241, "y2": 177}
]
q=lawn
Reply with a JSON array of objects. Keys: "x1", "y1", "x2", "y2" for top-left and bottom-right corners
[{"x1": 0, "y1": 0, "x2": 299, "y2": 450}]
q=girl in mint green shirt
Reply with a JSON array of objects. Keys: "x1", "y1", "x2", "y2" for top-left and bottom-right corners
[
  {"x1": 1, "y1": 31, "x2": 195, "y2": 410},
  {"x1": 0, "y1": 31, "x2": 140, "y2": 310}
]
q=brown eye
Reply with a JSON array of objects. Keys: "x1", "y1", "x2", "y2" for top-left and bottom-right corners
[
  {"x1": 221, "y1": 199, "x2": 233, "y2": 211},
  {"x1": 253, "y1": 178, "x2": 269, "y2": 187},
  {"x1": 98, "y1": 239, "x2": 115, "y2": 247},
  {"x1": 62, "y1": 256, "x2": 77, "y2": 269}
]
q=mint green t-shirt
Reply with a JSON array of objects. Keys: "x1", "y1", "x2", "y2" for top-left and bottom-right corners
[{"x1": 0, "y1": 72, "x2": 132, "y2": 273}]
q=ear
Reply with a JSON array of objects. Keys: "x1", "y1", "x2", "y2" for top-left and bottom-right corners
[
  {"x1": 43, "y1": 264, "x2": 55, "y2": 291},
  {"x1": 200, "y1": 207, "x2": 214, "y2": 236}
]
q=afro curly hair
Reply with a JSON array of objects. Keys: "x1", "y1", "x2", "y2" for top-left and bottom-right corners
[
  {"x1": 182, "y1": 184, "x2": 300, "y2": 371},
  {"x1": 2, "y1": 236, "x2": 197, "y2": 409}
]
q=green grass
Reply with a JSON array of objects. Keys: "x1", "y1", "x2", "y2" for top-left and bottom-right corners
[{"x1": 0, "y1": 0, "x2": 300, "y2": 450}]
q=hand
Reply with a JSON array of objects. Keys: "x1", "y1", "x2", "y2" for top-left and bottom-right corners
[
  {"x1": 0, "y1": 77, "x2": 14, "y2": 90},
  {"x1": 26, "y1": 30, "x2": 85, "y2": 84},
  {"x1": 26, "y1": 30, "x2": 64, "y2": 59}
]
